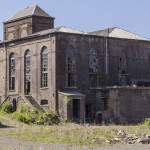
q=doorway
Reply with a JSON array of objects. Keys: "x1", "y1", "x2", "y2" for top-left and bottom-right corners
[
  {"x1": 85, "y1": 104, "x2": 92, "y2": 122},
  {"x1": 25, "y1": 81, "x2": 31, "y2": 95},
  {"x1": 12, "y1": 98, "x2": 17, "y2": 111},
  {"x1": 72, "y1": 99, "x2": 80, "y2": 122}
]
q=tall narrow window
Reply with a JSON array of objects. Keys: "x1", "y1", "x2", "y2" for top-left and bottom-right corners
[
  {"x1": 89, "y1": 48, "x2": 99, "y2": 87},
  {"x1": 24, "y1": 50, "x2": 31, "y2": 95},
  {"x1": 118, "y1": 51, "x2": 128, "y2": 85},
  {"x1": 41, "y1": 47, "x2": 48, "y2": 88},
  {"x1": 119, "y1": 52, "x2": 127, "y2": 75},
  {"x1": 66, "y1": 56, "x2": 76, "y2": 87},
  {"x1": 9, "y1": 53, "x2": 15, "y2": 91}
]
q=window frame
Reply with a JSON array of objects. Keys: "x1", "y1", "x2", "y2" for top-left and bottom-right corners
[
  {"x1": 41, "y1": 46, "x2": 48, "y2": 88},
  {"x1": 24, "y1": 49, "x2": 32, "y2": 95},
  {"x1": 66, "y1": 56, "x2": 77, "y2": 88},
  {"x1": 9, "y1": 53, "x2": 16, "y2": 91},
  {"x1": 89, "y1": 49, "x2": 100, "y2": 88}
]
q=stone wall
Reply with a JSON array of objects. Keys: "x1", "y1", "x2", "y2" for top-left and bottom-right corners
[
  {"x1": 108, "y1": 87, "x2": 150, "y2": 123},
  {"x1": 0, "y1": 46, "x2": 6, "y2": 103},
  {"x1": 0, "y1": 34, "x2": 57, "y2": 112}
]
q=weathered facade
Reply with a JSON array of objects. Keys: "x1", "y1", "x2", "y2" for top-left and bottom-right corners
[{"x1": 0, "y1": 5, "x2": 150, "y2": 123}]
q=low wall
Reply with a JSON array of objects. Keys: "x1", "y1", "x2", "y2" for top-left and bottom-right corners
[{"x1": 108, "y1": 87, "x2": 150, "y2": 123}]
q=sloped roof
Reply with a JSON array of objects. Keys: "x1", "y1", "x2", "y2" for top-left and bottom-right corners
[
  {"x1": 7, "y1": 5, "x2": 53, "y2": 22},
  {"x1": 32, "y1": 26, "x2": 87, "y2": 36},
  {"x1": 90, "y1": 27, "x2": 149, "y2": 41}
]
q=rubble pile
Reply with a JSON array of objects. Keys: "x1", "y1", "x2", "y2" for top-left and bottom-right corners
[{"x1": 107, "y1": 130, "x2": 150, "y2": 145}]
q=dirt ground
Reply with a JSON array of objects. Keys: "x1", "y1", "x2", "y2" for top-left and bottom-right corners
[
  {"x1": 0, "y1": 136, "x2": 150, "y2": 150},
  {"x1": 0, "y1": 115, "x2": 150, "y2": 150}
]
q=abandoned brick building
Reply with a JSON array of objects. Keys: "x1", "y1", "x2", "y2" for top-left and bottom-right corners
[{"x1": 0, "y1": 5, "x2": 150, "y2": 123}]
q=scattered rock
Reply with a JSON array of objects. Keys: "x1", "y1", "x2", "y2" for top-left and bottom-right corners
[
  {"x1": 117, "y1": 130, "x2": 126, "y2": 138},
  {"x1": 106, "y1": 129, "x2": 150, "y2": 145},
  {"x1": 137, "y1": 136, "x2": 150, "y2": 144}
]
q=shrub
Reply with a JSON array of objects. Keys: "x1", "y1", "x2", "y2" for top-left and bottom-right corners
[
  {"x1": 13, "y1": 112, "x2": 33, "y2": 124},
  {"x1": 36, "y1": 115, "x2": 45, "y2": 125},
  {"x1": 0, "y1": 101, "x2": 14, "y2": 113},
  {"x1": 12, "y1": 104, "x2": 61, "y2": 125},
  {"x1": 144, "y1": 118, "x2": 150, "y2": 126},
  {"x1": 42, "y1": 112, "x2": 60, "y2": 125},
  {"x1": 19, "y1": 104, "x2": 29, "y2": 113}
]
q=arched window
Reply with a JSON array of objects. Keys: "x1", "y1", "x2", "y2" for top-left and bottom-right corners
[
  {"x1": 9, "y1": 53, "x2": 16, "y2": 91},
  {"x1": 66, "y1": 56, "x2": 76, "y2": 87},
  {"x1": 89, "y1": 48, "x2": 99, "y2": 87},
  {"x1": 41, "y1": 47, "x2": 48, "y2": 88},
  {"x1": 24, "y1": 50, "x2": 31, "y2": 95}
]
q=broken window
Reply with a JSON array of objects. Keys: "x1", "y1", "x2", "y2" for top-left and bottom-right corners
[
  {"x1": 24, "y1": 50, "x2": 31, "y2": 95},
  {"x1": 41, "y1": 46, "x2": 48, "y2": 88},
  {"x1": 66, "y1": 56, "x2": 76, "y2": 87},
  {"x1": 89, "y1": 48, "x2": 99, "y2": 87},
  {"x1": 9, "y1": 53, "x2": 15, "y2": 91}
]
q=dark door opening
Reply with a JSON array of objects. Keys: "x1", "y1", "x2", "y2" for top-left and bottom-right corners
[
  {"x1": 25, "y1": 81, "x2": 31, "y2": 95},
  {"x1": 85, "y1": 104, "x2": 92, "y2": 122},
  {"x1": 12, "y1": 98, "x2": 17, "y2": 111},
  {"x1": 95, "y1": 113, "x2": 103, "y2": 124},
  {"x1": 72, "y1": 99, "x2": 80, "y2": 122}
]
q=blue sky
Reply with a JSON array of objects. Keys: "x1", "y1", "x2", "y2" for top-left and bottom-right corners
[{"x1": 0, "y1": 0, "x2": 150, "y2": 40}]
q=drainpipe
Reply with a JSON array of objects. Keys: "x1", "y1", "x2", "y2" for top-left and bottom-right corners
[
  {"x1": 4, "y1": 42, "x2": 7, "y2": 99},
  {"x1": 105, "y1": 28, "x2": 109, "y2": 76}
]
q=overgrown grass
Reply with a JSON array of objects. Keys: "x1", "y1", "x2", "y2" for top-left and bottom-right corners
[
  {"x1": 0, "y1": 122, "x2": 150, "y2": 147},
  {"x1": 0, "y1": 101, "x2": 14, "y2": 114},
  {"x1": 0, "y1": 111, "x2": 150, "y2": 147},
  {"x1": 1, "y1": 102, "x2": 150, "y2": 146},
  {"x1": 0, "y1": 102, "x2": 61, "y2": 125},
  {"x1": 143, "y1": 118, "x2": 150, "y2": 126}
]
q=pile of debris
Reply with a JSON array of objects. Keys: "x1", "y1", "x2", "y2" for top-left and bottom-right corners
[{"x1": 107, "y1": 130, "x2": 150, "y2": 145}]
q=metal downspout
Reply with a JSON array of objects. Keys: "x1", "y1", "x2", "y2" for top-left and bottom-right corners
[{"x1": 4, "y1": 43, "x2": 7, "y2": 98}]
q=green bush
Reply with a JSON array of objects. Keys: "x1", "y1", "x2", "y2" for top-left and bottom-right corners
[
  {"x1": 36, "y1": 115, "x2": 45, "y2": 125},
  {"x1": 12, "y1": 112, "x2": 33, "y2": 124},
  {"x1": 144, "y1": 118, "x2": 150, "y2": 126},
  {"x1": 41, "y1": 112, "x2": 60, "y2": 125},
  {"x1": 0, "y1": 101, "x2": 14, "y2": 113},
  {"x1": 19, "y1": 104, "x2": 29, "y2": 113},
  {"x1": 12, "y1": 104, "x2": 61, "y2": 125}
]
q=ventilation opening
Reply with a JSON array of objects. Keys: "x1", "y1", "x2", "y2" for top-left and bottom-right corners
[{"x1": 40, "y1": 100, "x2": 48, "y2": 106}]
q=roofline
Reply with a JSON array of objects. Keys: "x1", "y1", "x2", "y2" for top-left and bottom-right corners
[
  {"x1": 1, "y1": 29, "x2": 150, "y2": 46},
  {"x1": 4, "y1": 15, "x2": 55, "y2": 24},
  {"x1": 90, "y1": 27, "x2": 149, "y2": 41}
]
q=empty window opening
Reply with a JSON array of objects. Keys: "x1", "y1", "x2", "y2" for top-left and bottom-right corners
[
  {"x1": 66, "y1": 56, "x2": 76, "y2": 87},
  {"x1": 24, "y1": 50, "x2": 31, "y2": 95},
  {"x1": 40, "y1": 100, "x2": 48, "y2": 105},
  {"x1": 89, "y1": 49, "x2": 99, "y2": 87},
  {"x1": 9, "y1": 53, "x2": 16, "y2": 91}
]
